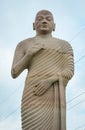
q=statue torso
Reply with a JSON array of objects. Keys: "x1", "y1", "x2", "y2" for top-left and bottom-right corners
[{"x1": 21, "y1": 36, "x2": 73, "y2": 80}]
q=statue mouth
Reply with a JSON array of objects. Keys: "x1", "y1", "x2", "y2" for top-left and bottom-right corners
[
  {"x1": 39, "y1": 24, "x2": 50, "y2": 33},
  {"x1": 40, "y1": 24, "x2": 48, "y2": 28}
]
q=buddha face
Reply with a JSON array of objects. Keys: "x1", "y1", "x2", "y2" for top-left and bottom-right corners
[{"x1": 33, "y1": 10, "x2": 55, "y2": 34}]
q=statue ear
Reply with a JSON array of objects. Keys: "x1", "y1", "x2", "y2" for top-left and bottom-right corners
[
  {"x1": 53, "y1": 23, "x2": 56, "y2": 31},
  {"x1": 33, "y1": 23, "x2": 35, "y2": 30}
]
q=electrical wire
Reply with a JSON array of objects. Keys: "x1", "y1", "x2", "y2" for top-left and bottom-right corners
[
  {"x1": 0, "y1": 86, "x2": 21, "y2": 105},
  {"x1": 0, "y1": 106, "x2": 20, "y2": 122},
  {"x1": 67, "y1": 100, "x2": 85, "y2": 111},
  {"x1": 69, "y1": 27, "x2": 85, "y2": 43},
  {"x1": 67, "y1": 92, "x2": 85, "y2": 104},
  {"x1": 75, "y1": 54, "x2": 85, "y2": 64},
  {"x1": 73, "y1": 124, "x2": 85, "y2": 130}
]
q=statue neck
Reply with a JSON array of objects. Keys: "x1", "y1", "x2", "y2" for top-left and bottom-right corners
[{"x1": 36, "y1": 33, "x2": 52, "y2": 39}]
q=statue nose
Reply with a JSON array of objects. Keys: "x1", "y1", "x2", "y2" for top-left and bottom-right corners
[{"x1": 42, "y1": 19, "x2": 47, "y2": 24}]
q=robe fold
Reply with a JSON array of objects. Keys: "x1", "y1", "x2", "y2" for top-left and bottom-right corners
[{"x1": 21, "y1": 39, "x2": 74, "y2": 130}]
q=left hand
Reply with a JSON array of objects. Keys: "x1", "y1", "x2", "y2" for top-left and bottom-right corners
[{"x1": 33, "y1": 79, "x2": 52, "y2": 96}]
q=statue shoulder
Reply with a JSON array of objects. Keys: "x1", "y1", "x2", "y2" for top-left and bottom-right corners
[
  {"x1": 16, "y1": 37, "x2": 35, "y2": 51},
  {"x1": 60, "y1": 39, "x2": 73, "y2": 55},
  {"x1": 20, "y1": 37, "x2": 35, "y2": 46},
  {"x1": 53, "y1": 37, "x2": 73, "y2": 55}
]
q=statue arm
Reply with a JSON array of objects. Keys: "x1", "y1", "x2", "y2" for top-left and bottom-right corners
[
  {"x1": 44, "y1": 46, "x2": 74, "y2": 87},
  {"x1": 57, "y1": 41, "x2": 74, "y2": 86},
  {"x1": 11, "y1": 42, "x2": 33, "y2": 78},
  {"x1": 11, "y1": 41, "x2": 44, "y2": 78},
  {"x1": 60, "y1": 53, "x2": 74, "y2": 86}
]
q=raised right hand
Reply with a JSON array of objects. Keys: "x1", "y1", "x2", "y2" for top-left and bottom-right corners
[{"x1": 28, "y1": 43, "x2": 44, "y2": 56}]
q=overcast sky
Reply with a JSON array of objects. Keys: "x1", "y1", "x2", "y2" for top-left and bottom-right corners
[{"x1": 0, "y1": 0, "x2": 85, "y2": 130}]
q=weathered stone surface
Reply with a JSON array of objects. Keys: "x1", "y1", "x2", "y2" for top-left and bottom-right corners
[{"x1": 11, "y1": 10, "x2": 74, "y2": 130}]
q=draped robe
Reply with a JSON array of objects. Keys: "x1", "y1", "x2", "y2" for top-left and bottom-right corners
[{"x1": 21, "y1": 37, "x2": 74, "y2": 130}]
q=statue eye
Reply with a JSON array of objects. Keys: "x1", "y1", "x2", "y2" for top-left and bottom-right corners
[
  {"x1": 37, "y1": 17, "x2": 43, "y2": 21},
  {"x1": 46, "y1": 17, "x2": 52, "y2": 21}
]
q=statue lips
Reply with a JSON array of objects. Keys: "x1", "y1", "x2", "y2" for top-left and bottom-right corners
[
  {"x1": 40, "y1": 23, "x2": 48, "y2": 28},
  {"x1": 40, "y1": 24, "x2": 49, "y2": 30}
]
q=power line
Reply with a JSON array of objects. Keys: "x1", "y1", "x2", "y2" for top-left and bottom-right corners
[
  {"x1": 69, "y1": 27, "x2": 85, "y2": 42},
  {"x1": 67, "y1": 92, "x2": 85, "y2": 104},
  {"x1": 70, "y1": 27, "x2": 85, "y2": 64},
  {"x1": 73, "y1": 124, "x2": 85, "y2": 130},
  {"x1": 67, "y1": 100, "x2": 85, "y2": 111},
  {"x1": 75, "y1": 54, "x2": 85, "y2": 64},
  {"x1": 0, "y1": 86, "x2": 21, "y2": 105},
  {"x1": 0, "y1": 106, "x2": 20, "y2": 122}
]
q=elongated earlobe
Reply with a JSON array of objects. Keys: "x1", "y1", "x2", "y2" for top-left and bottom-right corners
[
  {"x1": 33, "y1": 23, "x2": 35, "y2": 30},
  {"x1": 53, "y1": 23, "x2": 56, "y2": 31},
  {"x1": 53, "y1": 28, "x2": 55, "y2": 31}
]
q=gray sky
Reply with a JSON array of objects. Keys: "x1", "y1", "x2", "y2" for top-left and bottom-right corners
[{"x1": 0, "y1": 0, "x2": 85, "y2": 130}]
